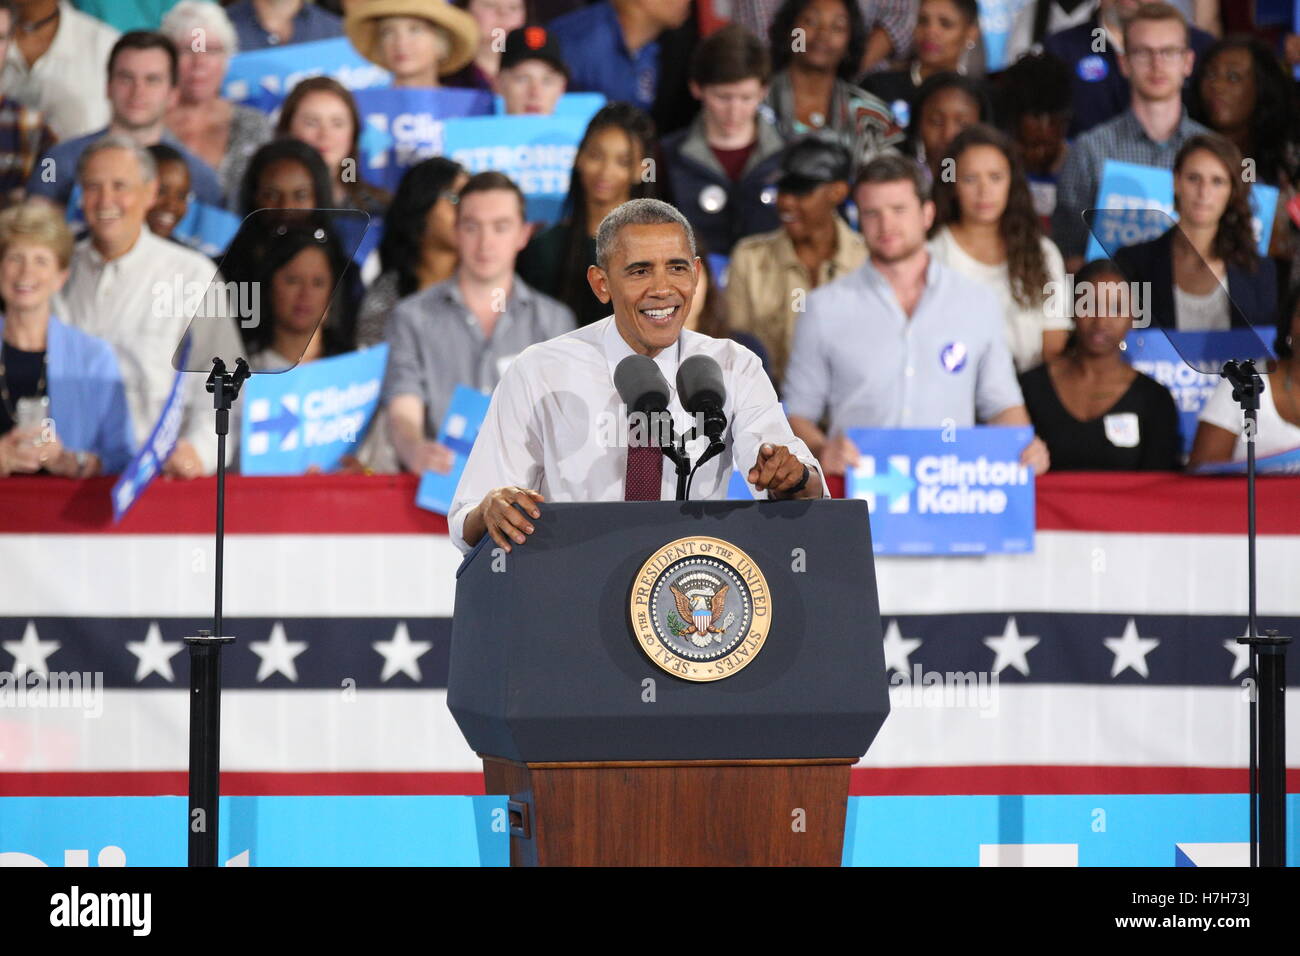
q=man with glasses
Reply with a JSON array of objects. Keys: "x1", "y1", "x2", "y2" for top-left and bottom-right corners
[
  {"x1": 1041, "y1": 0, "x2": 1214, "y2": 138},
  {"x1": 1051, "y1": 1, "x2": 1209, "y2": 272}
]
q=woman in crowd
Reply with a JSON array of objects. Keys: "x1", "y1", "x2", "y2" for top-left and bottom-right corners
[
  {"x1": 145, "y1": 144, "x2": 192, "y2": 243},
  {"x1": 764, "y1": 0, "x2": 902, "y2": 159},
  {"x1": 1190, "y1": 285, "x2": 1300, "y2": 465},
  {"x1": 356, "y1": 157, "x2": 468, "y2": 346},
  {"x1": 516, "y1": 103, "x2": 657, "y2": 327},
  {"x1": 0, "y1": 203, "x2": 133, "y2": 477},
  {"x1": 684, "y1": 241, "x2": 770, "y2": 378},
  {"x1": 445, "y1": 0, "x2": 529, "y2": 90},
  {"x1": 162, "y1": 0, "x2": 274, "y2": 202},
  {"x1": 277, "y1": 76, "x2": 391, "y2": 218},
  {"x1": 1019, "y1": 259, "x2": 1182, "y2": 471},
  {"x1": 344, "y1": 0, "x2": 480, "y2": 88},
  {"x1": 237, "y1": 138, "x2": 337, "y2": 216},
  {"x1": 1113, "y1": 134, "x2": 1276, "y2": 332},
  {"x1": 861, "y1": 0, "x2": 983, "y2": 129},
  {"x1": 929, "y1": 123, "x2": 1070, "y2": 373},
  {"x1": 905, "y1": 71, "x2": 991, "y2": 185}
]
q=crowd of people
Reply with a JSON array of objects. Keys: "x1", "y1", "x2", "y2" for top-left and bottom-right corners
[{"x1": 1, "y1": 0, "x2": 1299, "y2": 483}]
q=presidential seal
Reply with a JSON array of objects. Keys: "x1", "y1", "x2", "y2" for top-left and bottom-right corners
[{"x1": 629, "y1": 536, "x2": 771, "y2": 682}]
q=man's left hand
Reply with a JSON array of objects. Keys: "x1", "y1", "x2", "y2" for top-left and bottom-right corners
[{"x1": 748, "y1": 443, "x2": 816, "y2": 499}]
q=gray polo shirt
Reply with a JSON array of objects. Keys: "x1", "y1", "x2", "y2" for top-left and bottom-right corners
[
  {"x1": 381, "y1": 275, "x2": 576, "y2": 439},
  {"x1": 782, "y1": 255, "x2": 1024, "y2": 433}
]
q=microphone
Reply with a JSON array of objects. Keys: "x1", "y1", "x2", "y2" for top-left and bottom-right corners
[
  {"x1": 614, "y1": 355, "x2": 679, "y2": 461},
  {"x1": 676, "y1": 354, "x2": 727, "y2": 443}
]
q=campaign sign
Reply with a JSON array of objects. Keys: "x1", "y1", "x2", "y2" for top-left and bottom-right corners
[
  {"x1": 355, "y1": 87, "x2": 495, "y2": 192},
  {"x1": 442, "y1": 112, "x2": 593, "y2": 225},
  {"x1": 1125, "y1": 329, "x2": 1275, "y2": 456},
  {"x1": 171, "y1": 201, "x2": 242, "y2": 259},
  {"x1": 415, "y1": 385, "x2": 492, "y2": 515},
  {"x1": 845, "y1": 427, "x2": 1036, "y2": 555},
  {"x1": 111, "y1": 340, "x2": 191, "y2": 522},
  {"x1": 223, "y1": 37, "x2": 391, "y2": 112},
  {"x1": 239, "y1": 346, "x2": 388, "y2": 475},
  {"x1": 1194, "y1": 445, "x2": 1300, "y2": 474},
  {"x1": 1085, "y1": 161, "x2": 1279, "y2": 262},
  {"x1": 978, "y1": 0, "x2": 1034, "y2": 72}
]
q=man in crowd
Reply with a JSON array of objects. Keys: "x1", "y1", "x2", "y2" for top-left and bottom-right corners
[
  {"x1": 0, "y1": 0, "x2": 118, "y2": 140},
  {"x1": 0, "y1": 1, "x2": 54, "y2": 207},
  {"x1": 548, "y1": 0, "x2": 692, "y2": 115},
  {"x1": 26, "y1": 30, "x2": 224, "y2": 209},
  {"x1": 448, "y1": 197, "x2": 826, "y2": 554},
  {"x1": 660, "y1": 22, "x2": 784, "y2": 256},
  {"x1": 383, "y1": 171, "x2": 576, "y2": 475},
  {"x1": 495, "y1": 25, "x2": 568, "y2": 117},
  {"x1": 1042, "y1": 0, "x2": 1213, "y2": 137},
  {"x1": 53, "y1": 135, "x2": 243, "y2": 478},
  {"x1": 783, "y1": 152, "x2": 1050, "y2": 476},
  {"x1": 725, "y1": 134, "x2": 865, "y2": 388}
]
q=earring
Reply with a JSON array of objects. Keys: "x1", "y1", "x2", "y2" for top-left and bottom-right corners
[{"x1": 958, "y1": 39, "x2": 977, "y2": 75}]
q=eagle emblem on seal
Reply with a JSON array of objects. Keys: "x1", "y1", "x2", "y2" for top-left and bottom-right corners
[{"x1": 669, "y1": 582, "x2": 730, "y2": 647}]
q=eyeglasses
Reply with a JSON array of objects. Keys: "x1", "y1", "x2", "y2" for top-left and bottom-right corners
[{"x1": 1127, "y1": 46, "x2": 1188, "y2": 65}]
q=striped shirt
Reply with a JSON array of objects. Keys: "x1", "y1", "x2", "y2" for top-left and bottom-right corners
[{"x1": 1051, "y1": 107, "x2": 1208, "y2": 261}]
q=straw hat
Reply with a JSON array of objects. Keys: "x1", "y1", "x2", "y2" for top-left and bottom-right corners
[{"x1": 345, "y1": 0, "x2": 481, "y2": 77}]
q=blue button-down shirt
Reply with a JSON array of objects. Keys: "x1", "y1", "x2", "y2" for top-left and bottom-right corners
[
  {"x1": 782, "y1": 256, "x2": 1024, "y2": 433},
  {"x1": 226, "y1": 0, "x2": 343, "y2": 52},
  {"x1": 547, "y1": 2, "x2": 660, "y2": 112}
]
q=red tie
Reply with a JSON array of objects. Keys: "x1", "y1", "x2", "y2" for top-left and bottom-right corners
[{"x1": 624, "y1": 438, "x2": 663, "y2": 501}]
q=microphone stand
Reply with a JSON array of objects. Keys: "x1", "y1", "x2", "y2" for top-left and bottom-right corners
[{"x1": 1222, "y1": 359, "x2": 1290, "y2": 868}]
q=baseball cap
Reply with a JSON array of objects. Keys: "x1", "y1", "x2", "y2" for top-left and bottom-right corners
[
  {"x1": 776, "y1": 136, "x2": 852, "y2": 195},
  {"x1": 500, "y1": 26, "x2": 570, "y2": 80}
]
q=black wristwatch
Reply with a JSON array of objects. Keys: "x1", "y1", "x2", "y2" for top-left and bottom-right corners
[{"x1": 778, "y1": 463, "x2": 810, "y2": 499}]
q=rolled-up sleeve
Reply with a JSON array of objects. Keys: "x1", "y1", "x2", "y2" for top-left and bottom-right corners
[
  {"x1": 729, "y1": 345, "x2": 828, "y2": 499},
  {"x1": 974, "y1": 295, "x2": 1028, "y2": 422},
  {"x1": 447, "y1": 357, "x2": 547, "y2": 552},
  {"x1": 779, "y1": 287, "x2": 831, "y2": 421},
  {"x1": 380, "y1": 302, "x2": 427, "y2": 406}
]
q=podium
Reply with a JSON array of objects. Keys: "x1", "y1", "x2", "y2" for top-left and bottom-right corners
[{"x1": 448, "y1": 499, "x2": 888, "y2": 866}]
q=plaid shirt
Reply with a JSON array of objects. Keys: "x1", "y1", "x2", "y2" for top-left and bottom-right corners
[
  {"x1": 731, "y1": 0, "x2": 917, "y2": 63},
  {"x1": 1051, "y1": 107, "x2": 1208, "y2": 261},
  {"x1": 0, "y1": 95, "x2": 55, "y2": 203}
]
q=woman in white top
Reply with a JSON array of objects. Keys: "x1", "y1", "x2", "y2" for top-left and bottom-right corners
[
  {"x1": 928, "y1": 123, "x2": 1070, "y2": 373},
  {"x1": 1190, "y1": 287, "x2": 1300, "y2": 464}
]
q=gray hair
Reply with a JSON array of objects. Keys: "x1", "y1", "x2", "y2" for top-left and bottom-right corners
[
  {"x1": 594, "y1": 198, "x2": 697, "y2": 271},
  {"x1": 77, "y1": 134, "x2": 158, "y2": 184},
  {"x1": 161, "y1": 0, "x2": 240, "y2": 56}
]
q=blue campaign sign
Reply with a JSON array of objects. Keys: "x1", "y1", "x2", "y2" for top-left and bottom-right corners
[
  {"x1": 845, "y1": 427, "x2": 1036, "y2": 555},
  {"x1": 1193, "y1": 445, "x2": 1300, "y2": 475},
  {"x1": 171, "y1": 201, "x2": 241, "y2": 259},
  {"x1": 491, "y1": 91, "x2": 606, "y2": 118},
  {"x1": 111, "y1": 340, "x2": 191, "y2": 522},
  {"x1": 355, "y1": 87, "x2": 495, "y2": 192},
  {"x1": 223, "y1": 37, "x2": 391, "y2": 112},
  {"x1": 1085, "y1": 160, "x2": 1279, "y2": 261},
  {"x1": 441, "y1": 112, "x2": 593, "y2": 225},
  {"x1": 416, "y1": 385, "x2": 492, "y2": 515},
  {"x1": 0, "y1": 795, "x2": 508, "y2": 866},
  {"x1": 978, "y1": 0, "x2": 1034, "y2": 72},
  {"x1": 726, "y1": 469, "x2": 755, "y2": 499},
  {"x1": 240, "y1": 345, "x2": 389, "y2": 475}
]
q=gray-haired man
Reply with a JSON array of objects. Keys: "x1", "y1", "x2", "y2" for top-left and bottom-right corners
[{"x1": 448, "y1": 197, "x2": 826, "y2": 554}]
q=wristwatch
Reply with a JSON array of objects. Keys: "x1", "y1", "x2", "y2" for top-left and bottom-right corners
[{"x1": 779, "y1": 463, "x2": 810, "y2": 498}]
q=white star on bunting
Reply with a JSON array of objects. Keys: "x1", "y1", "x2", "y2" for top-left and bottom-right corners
[
  {"x1": 3, "y1": 620, "x2": 60, "y2": 677},
  {"x1": 881, "y1": 619, "x2": 922, "y2": 675},
  {"x1": 126, "y1": 622, "x2": 183, "y2": 682},
  {"x1": 983, "y1": 616, "x2": 1039, "y2": 677},
  {"x1": 373, "y1": 622, "x2": 432, "y2": 682},
  {"x1": 1223, "y1": 632, "x2": 1253, "y2": 680},
  {"x1": 1104, "y1": 618, "x2": 1160, "y2": 678},
  {"x1": 249, "y1": 622, "x2": 308, "y2": 682}
]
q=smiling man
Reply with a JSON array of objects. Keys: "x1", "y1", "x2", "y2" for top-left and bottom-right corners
[{"x1": 449, "y1": 197, "x2": 825, "y2": 554}]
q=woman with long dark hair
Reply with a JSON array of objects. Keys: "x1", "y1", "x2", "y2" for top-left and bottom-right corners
[
  {"x1": 1019, "y1": 258, "x2": 1182, "y2": 471},
  {"x1": 929, "y1": 123, "x2": 1069, "y2": 372},
  {"x1": 905, "y1": 71, "x2": 991, "y2": 185},
  {"x1": 516, "y1": 102, "x2": 657, "y2": 327},
  {"x1": 354, "y1": 158, "x2": 467, "y2": 346},
  {"x1": 1114, "y1": 133, "x2": 1276, "y2": 331},
  {"x1": 764, "y1": 0, "x2": 901, "y2": 162}
]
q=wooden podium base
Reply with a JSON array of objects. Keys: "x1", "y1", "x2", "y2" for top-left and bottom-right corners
[{"x1": 481, "y1": 756, "x2": 853, "y2": 866}]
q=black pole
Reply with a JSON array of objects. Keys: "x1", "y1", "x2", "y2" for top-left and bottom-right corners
[{"x1": 186, "y1": 357, "x2": 249, "y2": 867}]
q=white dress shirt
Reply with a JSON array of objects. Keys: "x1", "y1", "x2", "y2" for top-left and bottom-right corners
[
  {"x1": 55, "y1": 227, "x2": 244, "y2": 473},
  {"x1": 448, "y1": 315, "x2": 826, "y2": 552},
  {"x1": 1, "y1": 2, "x2": 117, "y2": 141}
]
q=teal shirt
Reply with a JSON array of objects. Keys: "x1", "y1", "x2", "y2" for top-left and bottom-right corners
[{"x1": 73, "y1": 0, "x2": 181, "y2": 32}]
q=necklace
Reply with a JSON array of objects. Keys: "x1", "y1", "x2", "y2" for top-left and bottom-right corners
[
  {"x1": 0, "y1": 340, "x2": 49, "y2": 421},
  {"x1": 19, "y1": 8, "x2": 59, "y2": 33}
]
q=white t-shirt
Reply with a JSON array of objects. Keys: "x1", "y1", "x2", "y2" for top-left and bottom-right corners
[
  {"x1": 929, "y1": 227, "x2": 1071, "y2": 373},
  {"x1": 1174, "y1": 282, "x2": 1231, "y2": 331},
  {"x1": 1198, "y1": 374, "x2": 1300, "y2": 459}
]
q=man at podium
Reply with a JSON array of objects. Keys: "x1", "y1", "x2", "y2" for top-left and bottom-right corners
[{"x1": 449, "y1": 198, "x2": 826, "y2": 554}]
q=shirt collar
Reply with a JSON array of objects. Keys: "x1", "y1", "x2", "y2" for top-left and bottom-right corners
[
  {"x1": 80, "y1": 224, "x2": 156, "y2": 271},
  {"x1": 600, "y1": 314, "x2": 682, "y2": 400},
  {"x1": 1119, "y1": 106, "x2": 1194, "y2": 146}
]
